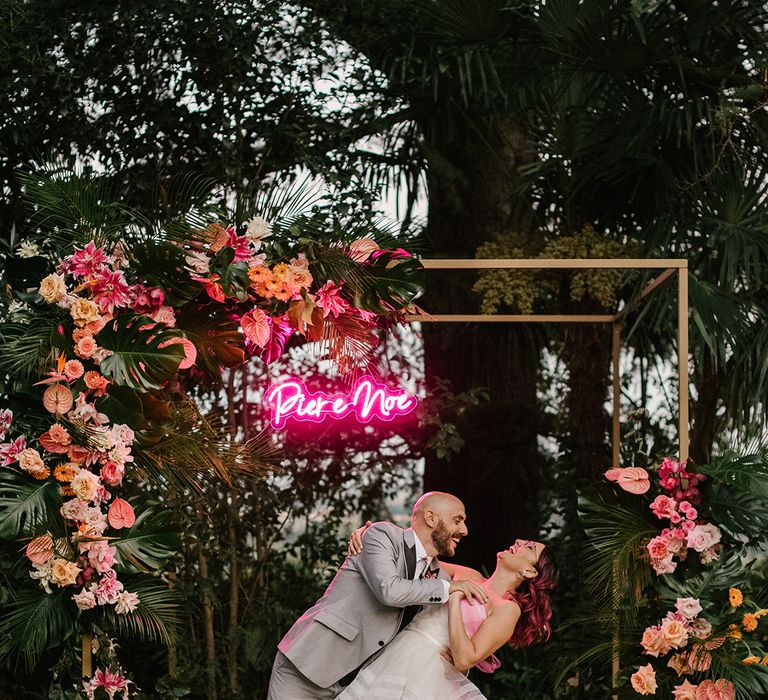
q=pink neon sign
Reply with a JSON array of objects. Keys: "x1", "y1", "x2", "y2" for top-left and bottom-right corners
[{"x1": 265, "y1": 376, "x2": 418, "y2": 429}]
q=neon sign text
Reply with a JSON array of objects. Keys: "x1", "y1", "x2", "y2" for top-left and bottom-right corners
[{"x1": 265, "y1": 376, "x2": 418, "y2": 428}]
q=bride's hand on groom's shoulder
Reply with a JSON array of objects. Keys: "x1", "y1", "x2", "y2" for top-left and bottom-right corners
[
  {"x1": 448, "y1": 580, "x2": 488, "y2": 605},
  {"x1": 346, "y1": 520, "x2": 373, "y2": 556}
]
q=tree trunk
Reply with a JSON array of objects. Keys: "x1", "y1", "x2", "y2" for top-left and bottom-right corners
[
  {"x1": 421, "y1": 114, "x2": 545, "y2": 569},
  {"x1": 689, "y1": 353, "x2": 724, "y2": 465},
  {"x1": 198, "y1": 547, "x2": 218, "y2": 700}
]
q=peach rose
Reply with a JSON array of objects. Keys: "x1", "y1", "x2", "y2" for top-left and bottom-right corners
[
  {"x1": 39, "y1": 273, "x2": 67, "y2": 303},
  {"x1": 641, "y1": 626, "x2": 671, "y2": 657},
  {"x1": 630, "y1": 664, "x2": 657, "y2": 695},
  {"x1": 70, "y1": 469, "x2": 100, "y2": 502},
  {"x1": 70, "y1": 298, "x2": 100, "y2": 327},
  {"x1": 660, "y1": 619, "x2": 689, "y2": 649},
  {"x1": 289, "y1": 268, "x2": 313, "y2": 289},
  {"x1": 75, "y1": 335, "x2": 97, "y2": 359},
  {"x1": 18, "y1": 448, "x2": 47, "y2": 476},
  {"x1": 50, "y1": 558, "x2": 81, "y2": 587}
]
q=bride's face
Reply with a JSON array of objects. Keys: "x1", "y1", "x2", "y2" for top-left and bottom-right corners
[{"x1": 498, "y1": 539, "x2": 545, "y2": 573}]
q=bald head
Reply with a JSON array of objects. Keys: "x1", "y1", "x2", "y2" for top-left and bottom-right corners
[{"x1": 411, "y1": 491, "x2": 467, "y2": 558}]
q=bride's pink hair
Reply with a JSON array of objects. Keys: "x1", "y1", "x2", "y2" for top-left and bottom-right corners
[{"x1": 504, "y1": 545, "x2": 558, "y2": 648}]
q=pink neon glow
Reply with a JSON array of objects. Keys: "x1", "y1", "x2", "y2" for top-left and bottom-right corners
[{"x1": 265, "y1": 376, "x2": 418, "y2": 429}]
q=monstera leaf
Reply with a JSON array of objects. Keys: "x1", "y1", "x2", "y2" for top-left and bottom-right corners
[
  {"x1": 0, "y1": 470, "x2": 61, "y2": 539},
  {"x1": 97, "y1": 315, "x2": 185, "y2": 392},
  {"x1": 113, "y1": 505, "x2": 180, "y2": 573},
  {"x1": 175, "y1": 303, "x2": 246, "y2": 372},
  {"x1": 355, "y1": 252, "x2": 425, "y2": 312}
]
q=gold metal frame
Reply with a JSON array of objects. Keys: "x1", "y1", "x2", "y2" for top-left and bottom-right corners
[
  {"x1": 408, "y1": 258, "x2": 688, "y2": 695},
  {"x1": 406, "y1": 258, "x2": 690, "y2": 467}
]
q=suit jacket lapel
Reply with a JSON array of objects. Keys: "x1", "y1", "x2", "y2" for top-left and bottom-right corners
[{"x1": 403, "y1": 528, "x2": 416, "y2": 580}]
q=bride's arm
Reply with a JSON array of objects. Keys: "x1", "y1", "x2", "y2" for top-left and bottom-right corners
[
  {"x1": 437, "y1": 561, "x2": 485, "y2": 582},
  {"x1": 447, "y1": 595, "x2": 520, "y2": 672}
]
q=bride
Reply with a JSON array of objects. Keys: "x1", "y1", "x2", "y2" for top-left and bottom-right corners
[{"x1": 338, "y1": 533, "x2": 558, "y2": 699}]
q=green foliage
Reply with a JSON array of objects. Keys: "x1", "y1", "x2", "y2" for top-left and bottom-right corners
[
  {"x1": 101, "y1": 579, "x2": 180, "y2": 646},
  {"x1": 0, "y1": 470, "x2": 60, "y2": 539},
  {"x1": 0, "y1": 588, "x2": 76, "y2": 671},
  {"x1": 97, "y1": 316, "x2": 185, "y2": 392},
  {"x1": 113, "y1": 506, "x2": 181, "y2": 574}
]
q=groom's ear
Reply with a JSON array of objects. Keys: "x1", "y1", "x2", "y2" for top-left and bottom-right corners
[{"x1": 422, "y1": 508, "x2": 437, "y2": 528}]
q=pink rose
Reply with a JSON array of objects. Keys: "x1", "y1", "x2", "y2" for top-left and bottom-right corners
[
  {"x1": 675, "y1": 597, "x2": 703, "y2": 620},
  {"x1": 686, "y1": 523, "x2": 721, "y2": 553},
  {"x1": 689, "y1": 618, "x2": 712, "y2": 639},
  {"x1": 647, "y1": 536, "x2": 670, "y2": 560},
  {"x1": 630, "y1": 664, "x2": 657, "y2": 695},
  {"x1": 653, "y1": 554, "x2": 677, "y2": 575},
  {"x1": 72, "y1": 588, "x2": 97, "y2": 610},
  {"x1": 61, "y1": 498, "x2": 88, "y2": 522},
  {"x1": 100, "y1": 460, "x2": 125, "y2": 487},
  {"x1": 695, "y1": 679, "x2": 733, "y2": 700},
  {"x1": 650, "y1": 495, "x2": 678, "y2": 519}
]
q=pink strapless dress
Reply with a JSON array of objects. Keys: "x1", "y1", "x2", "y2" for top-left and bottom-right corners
[{"x1": 338, "y1": 599, "x2": 499, "y2": 700}]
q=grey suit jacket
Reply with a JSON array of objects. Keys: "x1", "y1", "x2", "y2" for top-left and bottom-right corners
[{"x1": 277, "y1": 522, "x2": 450, "y2": 688}]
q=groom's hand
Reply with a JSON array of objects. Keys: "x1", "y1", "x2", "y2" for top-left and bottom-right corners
[{"x1": 448, "y1": 580, "x2": 488, "y2": 604}]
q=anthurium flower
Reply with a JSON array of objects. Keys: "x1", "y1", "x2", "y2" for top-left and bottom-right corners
[
  {"x1": 604, "y1": 466, "x2": 651, "y2": 494},
  {"x1": 108, "y1": 498, "x2": 136, "y2": 530}
]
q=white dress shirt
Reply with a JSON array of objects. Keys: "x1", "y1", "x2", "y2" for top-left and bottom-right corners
[{"x1": 412, "y1": 531, "x2": 450, "y2": 602}]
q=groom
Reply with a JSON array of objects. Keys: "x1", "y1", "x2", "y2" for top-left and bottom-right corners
[{"x1": 268, "y1": 491, "x2": 487, "y2": 699}]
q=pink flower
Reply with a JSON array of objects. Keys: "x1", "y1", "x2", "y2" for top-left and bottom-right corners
[
  {"x1": 64, "y1": 360, "x2": 84, "y2": 380},
  {"x1": 604, "y1": 466, "x2": 650, "y2": 494},
  {"x1": 91, "y1": 667, "x2": 130, "y2": 696},
  {"x1": 63, "y1": 241, "x2": 111, "y2": 278},
  {"x1": 87, "y1": 540, "x2": 117, "y2": 573},
  {"x1": 61, "y1": 498, "x2": 89, "y2": 522},
  {"x1": 75, "y1": 335, "x2": 97, "y2": 359},
  {"x1": 110, "y1": 424, "x2": 135, "y2": 446},
  {"x1": 0, "y1": 435, "x2": 27, "y2": 466},
  {"x1": 690, "y1": 618, "x2": 713, "y2": 639},
  {"x1": 90, "y1": 269, "x2": 132, "y2": 313},
  {"x1": 652, "y1": 554, "x2": 677, "y2": 575},
  {"x1": 107, "y1": 497, "x2": 135, "y2": 529},
  {"x1": 26, "y1": 534, "x2": 54, "y2": 565},
  {"x1": 226, "y1": 228, "x2": 252, "y2": 261},
  {"x1": 100, "y1": 460, "x2": 125, "y2": 487},
  {"x1": 0, "y1": 408, "x2": 12, "y2": 441},
  {"x1": 39, "y1": 424, "x2": 72, "y2": 454},
  {"x1": 83, "y1": 371, "x2": 110, "y2": 397},
  {"x1": 695, "y1": 679, "x2": 733, "y2": 700},
  {"x1": 630, "y1": 664, "x2": 657, "y2": 695},
  {"x1": 241, "y1": 309, "x2": 271, "y2": 347},
  {"x1": 315, "y1": 281, "x2": 350, "y2": 318},
  {"x1": 151, "y1": 305, "x2": 176, "y2": 327},
  {"x1": 673, "y1": 679, "x2": 698, "y2": 700},
  {"x1": 92, "y1": 570, "x2": 123, "y2": 605},
  {"x1": 349, "y1": 237, "x2": 380, "y2": 262},
  {"x1": 678, "y1": 501, "x2": 697, "y2": 520},
  {"x1": 686, "y1": 523, "x2": 721, "y2": 553},
  {"x1": 675, "y1": 597, "x2": 703, "y2": 620},
  {"x1": 650, "y1": 495, "x2": 678, "y2": 520},
  {"x1": 115, "y1": 590, "x2": 140, "y2": 614},
  {"x1": 130, "y1": 283, "x2": 165, "y2": 314},
  {"x1": 72, "y1": 588, "x2": 97, "y2": 610},
  {"x1": 700, "y1": 545, "x2": 721, "y2": 564},
  {"x1": 647, "y1": 536, "x2": 670, "y2": 560}
]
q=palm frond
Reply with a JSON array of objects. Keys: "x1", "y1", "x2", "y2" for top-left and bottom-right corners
[
  {"x1": 102, "y1": 579, "x2": 180, "y2": 646},
  {"x1": 698, "y1": 451, "x2": 768, "y2": 499},
  {"x1": 0, "y1": 318, "x2": 62, "y2": 390},
  {"x1": 0, "y1": 588, "x2": 76, "y2": 671},
  {"x1": 0, "y1": 471, "x2": 61, "y2": 539}
]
